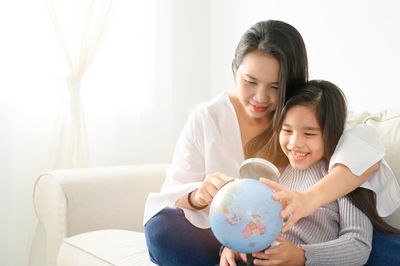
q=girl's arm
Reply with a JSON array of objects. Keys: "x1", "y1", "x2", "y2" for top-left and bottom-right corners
[
  {"x1": 298, "y1": 196, "x2": 373, "y2": 265},
  {"x1": 263, "y1": 163, "x2": 377, "y2": 232},
  {"x1": 263, "y1": 124, "x2": 400, "y2": 232}
]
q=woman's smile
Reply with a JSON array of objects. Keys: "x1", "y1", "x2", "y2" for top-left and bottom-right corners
[{"x1": 251, "y1": 104, "x2": 268, "y2": 112}]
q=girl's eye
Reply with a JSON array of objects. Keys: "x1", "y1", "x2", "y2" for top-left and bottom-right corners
[
  {"x1": 281, "y1": 129, "x2": 292, "y2": 134},
  {"x1": 272, "y1": 86, "x2": 279, "y2": 90},
  {"x1": 305, "y1": 133, "x2": 316, "y2": 136}
]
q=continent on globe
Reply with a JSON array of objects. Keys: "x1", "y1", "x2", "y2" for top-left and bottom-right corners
[
  {"x1": 242, "y1": 219, "x2": 266, "y2": 239},
  {"x1": 211, "y1": 183, "x2": 244, "y2": 225}
]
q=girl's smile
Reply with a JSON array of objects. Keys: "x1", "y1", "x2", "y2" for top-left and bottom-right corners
[{"x1": 279, "y1": 105, "x2": 324, "y2": 170}]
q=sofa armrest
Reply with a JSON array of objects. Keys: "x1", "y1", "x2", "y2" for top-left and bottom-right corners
[{"x1": 34, "y1": 164, "x2": 168, "y2": 238}]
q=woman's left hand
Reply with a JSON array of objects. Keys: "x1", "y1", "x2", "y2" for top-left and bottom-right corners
[{"x1": 251, "y1": 235, "x2": 305, "y2": 265}]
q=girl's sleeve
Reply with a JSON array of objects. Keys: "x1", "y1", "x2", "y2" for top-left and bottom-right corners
[
  {"x1": 329, "y1": 124, "x2": 400, "y2": 217},
  {"x1": 300, "y1": 197, "x2": 373, "y2": 266}
]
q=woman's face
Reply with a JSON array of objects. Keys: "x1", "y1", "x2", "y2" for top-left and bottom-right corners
[
  {"x1": 235, "y1": 50, "x2": 280, "y2": 121},
  {"x1": 279, "y1": 105, "x2": 324, "y2": 170}
]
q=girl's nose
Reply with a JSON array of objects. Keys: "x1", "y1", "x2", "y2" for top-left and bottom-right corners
[{"x1": 287, "y1": 133, "x2": 303, "y2": 149}]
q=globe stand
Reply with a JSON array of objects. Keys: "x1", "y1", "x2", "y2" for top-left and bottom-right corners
[{"x1": 246, "y1": 253, "x2": 255, "y2": 266}]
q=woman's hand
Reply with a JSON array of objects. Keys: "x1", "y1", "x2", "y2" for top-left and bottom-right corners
[
  {"x1": 251, "y1": 235, "x2": 305, "y2": 265},
  {"x1": 260, "y1": 178, "x2": 319, "y2": 232},
  {"x1": 220, "y1": 247, "x2": 247, "y2": 266},
  {"x1": 193, "y1": 172, "x2": 233, "y2": 207}
]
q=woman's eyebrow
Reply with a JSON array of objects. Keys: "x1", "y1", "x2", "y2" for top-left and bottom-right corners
[
  {"x1": 244, "y1": 73, "x2": 257, "y2": 80},
  {"x1": 245, "y1": 74, "x2": 279, "y2": 84}
]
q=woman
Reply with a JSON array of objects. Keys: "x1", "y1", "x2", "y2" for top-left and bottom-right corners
[{"x1": 144, "y1": 20, "x2": 400, "y2": 266}]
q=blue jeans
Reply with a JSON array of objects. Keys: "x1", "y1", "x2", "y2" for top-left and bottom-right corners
[
  {"x1": 365, "y1": 229, "x2": 400, "y2": 265},
  {"x1": 144, "y1": 207, "x2": 222, "y2": 266}
]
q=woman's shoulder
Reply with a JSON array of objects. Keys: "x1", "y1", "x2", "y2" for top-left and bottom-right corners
[{"x1": 189, "y1": 91, "x2": 234, "y2": 119}]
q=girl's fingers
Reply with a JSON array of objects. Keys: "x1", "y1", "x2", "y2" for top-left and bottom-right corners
[
  {"x1": 259, "y1": 178, "x2": 284, "y2": 192},
  {"x1": 280, "y1": 202, "x2": 295, "y2": 219},
  {"x1": 227, "y1": 257, "x2": 237, "y2": 266},
  {"x1": 281, "y1": 212, "x2": 299, "y2": 232},
  {"x1": 271, "y1": 190, "x2": 288, "y2": 201},
  {"x1": 239, "y1": 253, "x2": 247, "y2": 262}
]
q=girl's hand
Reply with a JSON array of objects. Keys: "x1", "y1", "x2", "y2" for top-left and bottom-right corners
[
  {"x1": 251, "y1": 235, "x2": 305, "y2": 265},
  {"x1": 260, "y1": 178, "x2": 319, "y2": 232},
  {"x1": 220, "y1": 247, "x2": 247, "y2": 266},
  {"x1": 194, "y1": 173, "x2": 233, "y2": 206}
]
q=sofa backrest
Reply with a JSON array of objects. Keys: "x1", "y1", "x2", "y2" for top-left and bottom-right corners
[{"x1": 347, "y1": 109, "x2": 400, "y2": 228}]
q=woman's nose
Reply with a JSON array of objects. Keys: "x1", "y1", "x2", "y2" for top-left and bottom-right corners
[{"x1": 253, "y1": 87, "x2": 269, "y2": 103}]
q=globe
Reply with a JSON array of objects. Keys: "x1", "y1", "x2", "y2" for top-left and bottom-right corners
[{"x1": 209, "y1": 178, "x2": 283, "y2": 254}]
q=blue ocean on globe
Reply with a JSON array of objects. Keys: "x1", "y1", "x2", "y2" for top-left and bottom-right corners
[{"x1": 209, "y1": 178, "x2": 283, "y2": 254}]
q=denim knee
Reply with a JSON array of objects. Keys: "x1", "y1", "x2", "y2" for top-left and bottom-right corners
[
  {"x1": 365, "y1": 229, "x2": 400, "y2": 265},
  {"x1": 144, "y1": 207, "x2": 221, "y2": 266}
]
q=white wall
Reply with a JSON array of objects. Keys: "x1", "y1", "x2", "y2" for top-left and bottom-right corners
[{"x1": 210, "y1": 0, "x2": 400, "y2": 112}]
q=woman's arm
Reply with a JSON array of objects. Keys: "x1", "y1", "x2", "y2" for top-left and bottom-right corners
[
  {"x1": 262, "y1": 163, "x2": 378, "y2": 232},
  {"x1": 174, "y1": 173, "x2": 232, "y2": 210}
]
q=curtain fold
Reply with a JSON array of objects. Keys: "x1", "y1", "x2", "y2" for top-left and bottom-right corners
[{"x1": 44, "y1": 0, "x2": 113, "y2": 168}]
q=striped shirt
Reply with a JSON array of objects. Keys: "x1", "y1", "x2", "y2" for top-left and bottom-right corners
[{"x1": 280, "y1": 160, "x2": 373, "y2": 266}]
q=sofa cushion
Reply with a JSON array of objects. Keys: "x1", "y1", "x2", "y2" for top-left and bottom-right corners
[{"x1": 57, "y1": 230, "x2": 155, "y2": 266}]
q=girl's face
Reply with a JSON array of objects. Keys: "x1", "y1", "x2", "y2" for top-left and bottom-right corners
[
  {"x1": 279, "y1": 105, "x2": 324, "y2": 170},
  {"x1": 234, "y1": 50, "x2": 280, "y2": 121}
]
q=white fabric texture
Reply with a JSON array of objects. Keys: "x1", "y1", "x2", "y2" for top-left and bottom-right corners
[
  {"x1": 144, "y1": 91, "x2": 244, "y2": 228},
  {"x1": 57, "y1": 230, "x2": 155, "y2": 266},
  {"x1": 143, "y1": 91, "x2": 399, "y2": 229},
  {"x1": 44, "y1": 0, "x2": 113, "y2": 168},
  {"x1": 330, "y1": 124, "x2": 400, "y2": 217}
]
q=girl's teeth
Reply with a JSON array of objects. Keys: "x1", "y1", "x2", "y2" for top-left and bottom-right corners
[{"x1": 292, "y1": 151, "x2": 306, "y2": 157}]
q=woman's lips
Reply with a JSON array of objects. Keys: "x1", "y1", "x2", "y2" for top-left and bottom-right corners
[{"x1": 251, "y1": 104, "x2": 267, "y2": 112}]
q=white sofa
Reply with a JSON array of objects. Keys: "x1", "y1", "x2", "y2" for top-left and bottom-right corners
[{"x1": 31, "y1": 109, "x2": 400, "y2": 266}]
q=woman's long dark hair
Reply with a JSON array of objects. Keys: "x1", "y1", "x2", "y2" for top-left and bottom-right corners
[
  {"x1": 232, "y1": 20, "x2": 308, "y2": 159},
  {"x1": 277, "y1": 80, "x2": 400, "y2": 234}
]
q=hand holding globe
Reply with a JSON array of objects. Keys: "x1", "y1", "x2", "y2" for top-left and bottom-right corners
[{"x1": 209, "y1": 159, "x2": 283, "y2": 266}]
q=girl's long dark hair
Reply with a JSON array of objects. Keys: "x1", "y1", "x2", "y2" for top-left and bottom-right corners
[{"x1": 277, "y1": 80, "x2": 400, "y2": 234}]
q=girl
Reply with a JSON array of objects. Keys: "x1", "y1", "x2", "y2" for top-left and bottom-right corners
[
  {"x1": 222, "y1": 80, "x2": 399, "y2": 265},
  {"x1": 144, "y1": 20, "x2": 399, "y2": 266}
]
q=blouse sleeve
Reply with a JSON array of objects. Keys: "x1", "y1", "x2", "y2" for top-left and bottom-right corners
[
  {"x1": 143, "y1": 107, "x2": 208, "y2": 227},
  {"x1": 329, "y1": 124, "x2": 400, "y2": 216},
  {"x1": 301, "y1": 197, "x2": 373, "y2": 265}
]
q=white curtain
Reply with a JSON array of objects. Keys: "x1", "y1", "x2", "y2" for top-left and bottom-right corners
[
  {"x1": 1, "y1": 1, "x2": 211, "y2": 265},
  {"x1": 45, "y1": 0, "x2": 113, "y2": 169},
  {"x1": 0, "y1": 2, "x2": 67, "y2": 266}
]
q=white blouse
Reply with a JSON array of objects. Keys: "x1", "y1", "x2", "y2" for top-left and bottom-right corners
[{"x1": 143, "y1": 91, "x2": 400, "y2": 229}]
